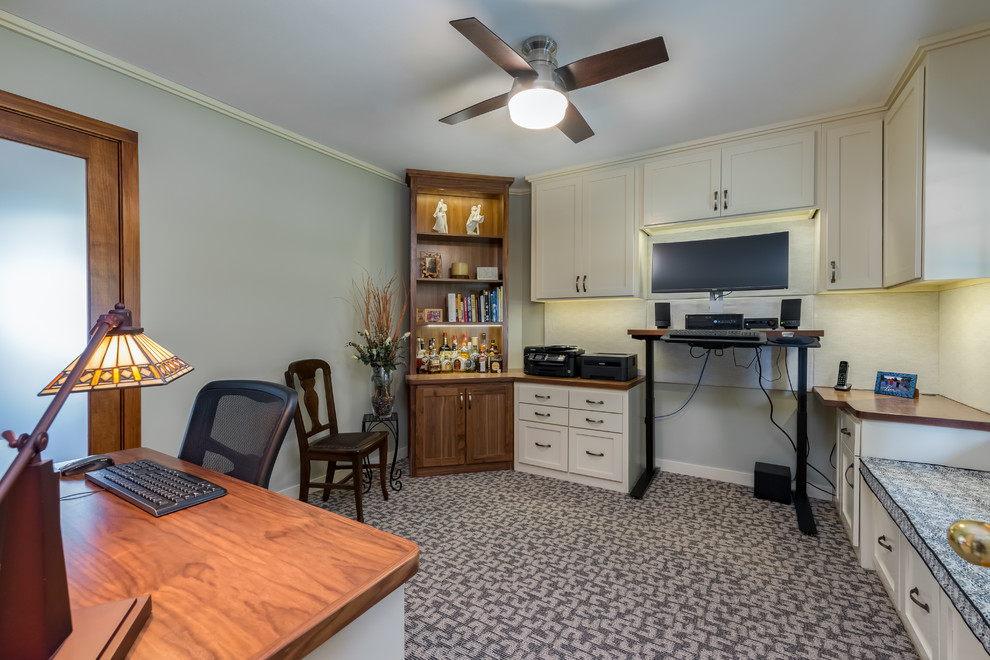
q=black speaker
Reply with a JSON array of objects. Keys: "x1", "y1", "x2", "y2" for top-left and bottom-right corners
[
  {"x1": 780, "y1": 299, "x2": 801, "y2": 330},
  {"x1": 655, "y1": 302, "x2": 670, "y2": 329},
  {"x1": 754, "y1": 462, "x2": 792, "y2": 504}
]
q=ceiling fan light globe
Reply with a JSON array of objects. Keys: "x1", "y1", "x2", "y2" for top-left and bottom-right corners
[{"x1": 508, "y1": 88, "x2": 568, "y2": 130}]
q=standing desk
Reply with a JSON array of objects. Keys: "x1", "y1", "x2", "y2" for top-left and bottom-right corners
[
  {"x1": 627, "y1": 329, "x2": 823, "y2": 535},
  {"x1": 59, "y1": 447, "x2": 419, "y2": 658}
]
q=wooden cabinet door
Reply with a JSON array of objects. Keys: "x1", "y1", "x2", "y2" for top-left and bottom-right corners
[
  {"x1": 465, "y1": 383, "x2": 512, "y2": 464},
  {"x1": 531, "y1": 175, "x2": 582, "y2": 299},
  {"x1": 720, "y1": 130, "x2": 816, "y2": 217},
  {"x1": 823, "y1": 118, "x2": 883, "y2": 290},
  {"x1": 414, "y1": 385, "x2": 465, "y2": 469},
  {"x1": 642, "y1": 148, "x2": 721, "y2": 225},
  {"x1": 582, "y1": 166, "x2": 638, "y2": 297},
  {"x1": 883, "y1": 66, "x2": 925, "y2": 287}
]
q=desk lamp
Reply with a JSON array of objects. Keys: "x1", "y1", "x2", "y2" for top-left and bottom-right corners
[{"x1": 0, "y1": 303, "x2": 191, "y2": 658}]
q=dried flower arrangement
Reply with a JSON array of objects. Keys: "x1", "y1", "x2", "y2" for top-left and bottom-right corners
[{"x1": 346, "y1": 272, "x2": 410, "y2": 373}]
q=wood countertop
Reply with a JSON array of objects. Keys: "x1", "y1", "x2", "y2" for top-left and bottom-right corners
[
  {"x1": 814, "y1": 387, "x2": 990, "y2": 432},
  {"x1": 60, "y1": 447, "x2": 419, "y2": 659},
  {"x1": 406, "y1": 368, "x2": 645, "y2": 391}
]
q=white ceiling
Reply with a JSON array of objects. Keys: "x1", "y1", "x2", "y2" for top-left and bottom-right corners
[{"x1": 4, "y1": 0, "x2": 990, "y2": 187}]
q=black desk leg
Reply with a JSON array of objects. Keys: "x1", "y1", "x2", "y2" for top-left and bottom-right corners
[
  {"x1": 794, "y1": 345, "x2": 817, "y2": 535},
  {"x1": 630, "y1": 338, "x2": 657, "y2": 499}
]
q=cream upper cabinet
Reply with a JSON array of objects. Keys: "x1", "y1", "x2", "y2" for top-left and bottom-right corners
[
  {"x1": 884, "y1": 34, "x2": 990, "y2": 287},
  {"x1": 531, "y1": 165, "x2": 637, "y2": 300},
  {"x1": 823, "y1": 117, "x2": 884, "y2": 290},
  {"x1": 642, "y1": 129, "x2": 816, "y2": 226}
]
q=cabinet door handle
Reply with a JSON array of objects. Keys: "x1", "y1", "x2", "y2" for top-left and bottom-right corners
[
  {"x1": 468, "y1": 393, "x2": 472, "y2": 409},
  {"x1": 713, "y1": 190, "x2": 719, "y2": 211},
  {"x1": 840, "y1": 428, "x2": 851, "y2": 436},
  {"x1": 585, "y1": 451, "x2": 605, "y2": 457},
  {"x1": 582, "y1": 275, "x2": 587, "y2": 292},
  {"x1": 877, "y1": 535, "x2": 892, "y2": 552},
  {"x1": 586, "y1": 399, "x2": 605, "y2": 405},
  {"x1": 460, "y1": 392, "x2": 464, "y2": 409},
  {"x1": 534, "y1": 394, "x2": 550, "y2": 400},
  {"x1": 845, "y1": 464, "x2": 854, "y2": 488},
  {"x1": 575, "y1": 275, "x2": 580, "y2": 293},
  {"x1": 830, "y1": 260, "x2": 837, "y2": 284},
  {"x1": 535, "y1": 442, "x2": 552, "y2": 448},
  {"x1": 585, "y1": 417, "x2": 604, "y2": 425},
  {"x1": 534, "y1": 411, "x2": 551, "y2": 417},
  {"x1": 909, "y1": 587, "x2": 930, "y2": 613},
  {"x1": 723, "y1": 189, "x2": 728, "y2": 210}
]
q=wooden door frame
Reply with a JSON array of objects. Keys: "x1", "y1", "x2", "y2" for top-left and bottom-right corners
[{"x1": 0, "y1": 89, "x2": 141, "y2": 453}]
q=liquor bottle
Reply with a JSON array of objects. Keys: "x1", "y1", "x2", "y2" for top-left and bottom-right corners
[
  {"x1": 489, "y1": 340, "x2": 501, "y2": 373},
  {"x1": 470, "y1": 337, "x2": 481, "y2": 373},
  {"x1": 478, "y1": 339, "x2": 487, "y2": 373},
  {"x1": 440, "y1": 332, "x2": 453, "y2": 372},
  {"x1": 415, "y1": 337, "x2": 427, "y2": 374},
  {"x1": 460, "y1": 334, "x2": 474, "y2": 372},
  {"x1": 428, "y1": 338, "x2": 440, "y2": 374}
]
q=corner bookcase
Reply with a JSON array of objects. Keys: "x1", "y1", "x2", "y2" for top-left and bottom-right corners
[
  {"x1": 406, "y1": 169, "x2": 513, "y2": 371},
  {"x1": 405, "y1": 169, "x2": 515, "y2": 478}
]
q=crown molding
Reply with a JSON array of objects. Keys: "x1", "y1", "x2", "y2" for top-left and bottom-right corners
[{"x1": 0, "y1": 11, "x2": 403, "y2": 186}]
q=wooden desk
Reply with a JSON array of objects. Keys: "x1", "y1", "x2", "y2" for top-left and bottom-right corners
[
  {"x1": 59, "y1": 448, "x2": 418, "y2": 659},
  {"x1": 814, "y1": 387, "x2": 990, "y2": 432}
]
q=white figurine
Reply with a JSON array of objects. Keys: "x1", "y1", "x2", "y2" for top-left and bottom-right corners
[
  {"x1": 432, "y1": 199, "x2": 448, "y2": 233},
  {"x1": 465, "y1": 205, "x2": 484, "y2": 235}
]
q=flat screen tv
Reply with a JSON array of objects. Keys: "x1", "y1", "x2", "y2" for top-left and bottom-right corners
[{"x1": 651, "y1": 231, "x2": 789, "y2": 295}]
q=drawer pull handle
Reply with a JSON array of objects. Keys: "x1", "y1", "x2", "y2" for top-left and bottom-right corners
[
  {"x1": 909, "y1": 587, "x2": 930, "y2": 613},
  {"x1": 585, "y1": 418, "x2": 604, "y2": 424},
  {"x1": 534, "y1": 394, "x2": 550, "y2": 400},
  {"x1": 845, "y1": 464, "x2": 854, "y2": 488},
  {"x1": 534, "y1": 411, "x2": 551, "y2": 417},
  {"x1": 575, "y1": 275, "x2": 580, "y2": 293},
  {"x1": 535, "y1": 442, "x2": 552, "y2": 448},
  {"x1": 877, "y1": 535, "x2": 892, "y2": 552},
  {"x1": 840, "y1": 428, "x2": 851, "y2": 436},
  {"x1": 586, "y1": 451, "x2": 605, "y2": 457},
  {"x1": 586, "y1": 399, "x2": 605, "y2": 405}
]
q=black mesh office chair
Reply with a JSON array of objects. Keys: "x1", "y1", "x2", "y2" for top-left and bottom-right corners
[{"x1": 177, "y1": 380, "x2": 298, "y2": 489}]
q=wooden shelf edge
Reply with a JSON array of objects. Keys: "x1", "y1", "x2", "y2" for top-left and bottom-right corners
[{"x1": 417, "y1": 278, "x2": 502, "y2": 284}]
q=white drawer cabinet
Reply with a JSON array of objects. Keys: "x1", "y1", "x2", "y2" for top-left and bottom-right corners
[
  {"x1": 514, "y1": 381, "x2": 644, "y2": 493},
  {"x1": 863, "y1": 484, "x2": 990, "y2": 660},
  {"x1": 836, "y1": 410, "x2": 862, "y2": 548}
]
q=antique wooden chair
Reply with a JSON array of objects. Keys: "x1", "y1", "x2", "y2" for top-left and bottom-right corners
[{"x1": 284, "y1": 359, "x2": 388, "y2": 523}]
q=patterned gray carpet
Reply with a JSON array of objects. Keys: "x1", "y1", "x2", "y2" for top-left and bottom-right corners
[{"x1": 309, "y1": 463, "x2": 918, "y2": 659}]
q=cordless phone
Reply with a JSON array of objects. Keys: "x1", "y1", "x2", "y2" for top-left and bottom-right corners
[{"x1": 834, "y1": 361, "x2": 851, "y2": 391}]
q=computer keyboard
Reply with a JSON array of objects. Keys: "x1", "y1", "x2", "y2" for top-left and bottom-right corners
[
  {"x1": 664, "y1": 329, "x2": 764, "y2": 342},
  {"x1": 85, "y1": 459, "x2": 226, "y2": 517}
]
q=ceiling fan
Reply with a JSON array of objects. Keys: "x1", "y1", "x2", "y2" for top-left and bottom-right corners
[{"x1": 440, "y1": 17, "x2": 669, "y2": 143}]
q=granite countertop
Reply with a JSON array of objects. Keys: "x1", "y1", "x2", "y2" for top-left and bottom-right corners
[{"x1": 860, "y1": 457, "x2": 990, "y2": 653}]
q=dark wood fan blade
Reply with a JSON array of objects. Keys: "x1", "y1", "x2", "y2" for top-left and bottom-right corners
[
  {"x1": 556, "y1": 36, "x2": 668, "y2": 91},
  {"x1": 557, "y1": 103, "x2": 594, "y2": 143},
  {"x1": 440, "y1": 92, "x2": 511, "y2": 125},
  {"x1": 450, "y1": 17, "x2": 536, "y2": 78}
]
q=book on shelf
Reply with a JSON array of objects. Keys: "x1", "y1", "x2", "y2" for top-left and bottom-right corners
[{"x1": 443, "y1": 286, "x2": 504, "y2": 324}]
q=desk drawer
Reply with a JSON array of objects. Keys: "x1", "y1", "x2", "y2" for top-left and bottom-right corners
[
  {"x1": 569, "y1": 428, "x2": 622, "y2": 482},
  {"x1": 569, "y1": 390, "x2": 623, "y2": 414},
  {"x1": 568, "y1": 409, "x2": 623, "y2": 434},
  {"x1": 519, "y1": 403, "x2": 568, "y2": 426},
  {"x1": 518, "y1": 421, "x2": 567, "y2": 471},
  {"x1": 517, "y1": 383, "x2": 568, "y2": 408}
]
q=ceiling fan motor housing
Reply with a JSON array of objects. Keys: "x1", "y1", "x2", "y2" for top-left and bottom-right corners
[{"x1": 515, "y1": 35, "x2": 567, "y2": 97}]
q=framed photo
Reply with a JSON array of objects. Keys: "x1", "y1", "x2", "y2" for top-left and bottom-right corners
[
  {"x1": 420, "y1": 251, "x2": 441, "y2": 279},
  {"x1": 415, "y1": 308, "x2": 428, "y2": 323},
  {"x1": 424, "y1": 308, "x2": 443, "y2": 323},
  {"x1": 874, "y1": 371, "x2": 918, "y2": 398}
]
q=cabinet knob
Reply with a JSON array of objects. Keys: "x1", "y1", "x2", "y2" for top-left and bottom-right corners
[
  {"x1": 877, "y1": 535, "x2": 892, "y2": 552},
  {"x1": 585, "y1": 450, "x2": 605, "y2": 457},
  {"x1": 909, "y1": 587, "x2": 930, "y2": 613},
  {"x1": 723, "y1": 189, "x2": 728, "y2": 210}
]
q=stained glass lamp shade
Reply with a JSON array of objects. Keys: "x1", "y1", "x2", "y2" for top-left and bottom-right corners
[{"x1": 40, "y1": 329, "x2": 192, "y2": 394}]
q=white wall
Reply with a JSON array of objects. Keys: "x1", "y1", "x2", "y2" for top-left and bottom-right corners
[
  {"x1": 940, "y1": 280, "x2": 990, "y2": 413},
  {"x1": 0, "y1": 26, "x2": 410, "y2": 493}
]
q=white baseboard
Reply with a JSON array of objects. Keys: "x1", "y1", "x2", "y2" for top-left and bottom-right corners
[{"x1": 658, "y1": 458, "x2": 831, "y2": 501}]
